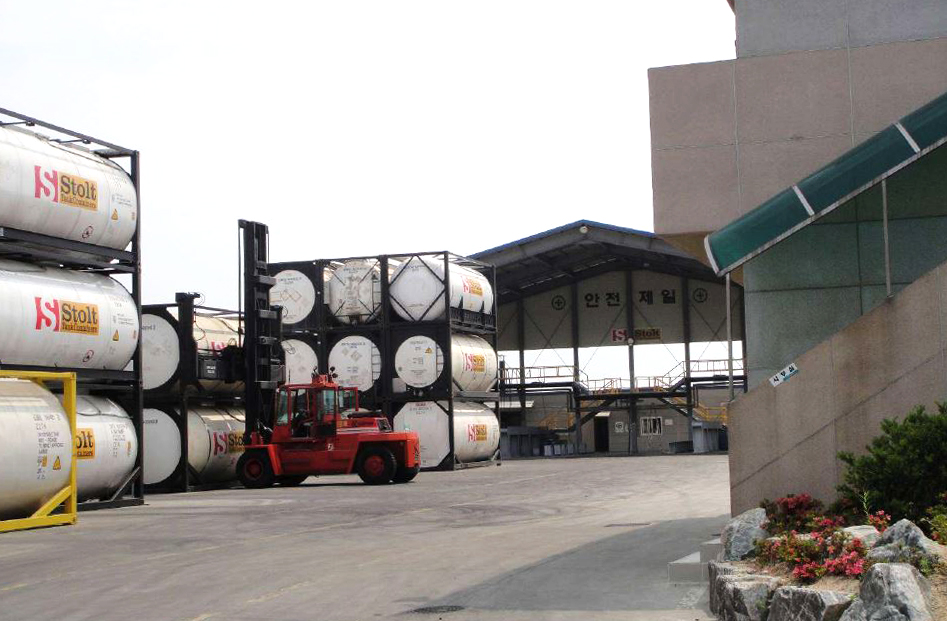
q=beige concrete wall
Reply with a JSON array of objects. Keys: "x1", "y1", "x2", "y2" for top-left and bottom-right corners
[
  {"x1": 649, "y1": 36, "x2": 947, "y2": 256},
  {"x1": 735, "y1": 0, "x2": 947, "y2": 58},
  {"x1": 728, "y1": 260, "x2": 947, "y2": 514}
]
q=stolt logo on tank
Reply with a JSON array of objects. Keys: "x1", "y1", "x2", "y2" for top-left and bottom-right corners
[
  {"x1": 464, "y1": 353, "x2": 486, "y2": 373},
  {"x1": 34, "y1": 166, "x2": 99, "y2": 211},
  {"x1": 34, "y1": 298, "x2": 100, "y2": 336}
]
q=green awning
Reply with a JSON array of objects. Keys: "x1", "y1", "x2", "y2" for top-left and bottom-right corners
[{"x1": 705, "y1": 90, "x2": 947, "y2": 275}]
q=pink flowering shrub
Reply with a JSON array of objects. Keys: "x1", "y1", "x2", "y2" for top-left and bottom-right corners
[
  {"x1": 760, "y1": 493, "x2": 825, "y2": 535},
  {"x1": 867, "y1": 510, "x2": 891, "y2": 533},
  {"x1": 756, "y1": 494, "x2": 869, "y2": 584}
]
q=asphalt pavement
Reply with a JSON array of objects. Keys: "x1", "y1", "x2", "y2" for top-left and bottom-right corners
[{"x1": 0, "y1": 454, "x2": 730, "y2": 621}]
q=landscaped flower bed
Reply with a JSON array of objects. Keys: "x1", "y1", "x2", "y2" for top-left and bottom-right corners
[{"x1": 712, "y1": 405, "x2": 947, "y2": 620}]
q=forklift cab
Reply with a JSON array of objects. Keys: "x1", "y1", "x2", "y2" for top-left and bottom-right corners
[{"x1": 272, "y1": 376, "x2": 358, "y2": 441}]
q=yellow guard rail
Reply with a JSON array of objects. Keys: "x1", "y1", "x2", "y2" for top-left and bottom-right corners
[{"x1": 0, "y1": 370, "x2": 78, "y2": 533}]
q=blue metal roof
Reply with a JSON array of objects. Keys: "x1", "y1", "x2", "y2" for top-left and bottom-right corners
[
  {"x1": 472, "y1": 220, "x2": 656, "y2": 259},
  {"x1": 471, "y1": 219, "x2": 714, "y2": 301}
]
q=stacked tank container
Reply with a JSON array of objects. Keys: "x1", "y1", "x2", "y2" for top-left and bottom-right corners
[
  {"x1": 140, "y1": 293, "x2": 249, "y2": 491},
  {"x1": 270, "y1": 252, "x2": 501, "y2": 470},
  {"x1": 0, "y1": 108, "x2": 144, "y2": 515}
]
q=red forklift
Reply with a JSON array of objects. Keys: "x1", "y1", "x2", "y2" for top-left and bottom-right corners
[
  {"x1": 237, "y1": 375, "x2": 420, "y2": 487},
  {"x1": 234, "y1": 221, "x2": 420, "y2": 488}
]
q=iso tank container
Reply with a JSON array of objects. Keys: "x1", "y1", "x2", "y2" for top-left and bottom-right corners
[
  {"x1": 269, "y1": 267, "x2": 320, "y2": 327},
  {"x1": 142, "y1": 407, "x2": 245, "y2": 485},
  {"x1": 325, "y1": 259, "x2": 387, "y2": 324},
  {"x1": 327, "y1": 335, "x2": 381, "y2": 392},
  {"x1": 282, "y1": 338, "x2": 318, "y2": 385},
  {"x1": 0, "y1": 379, "x2": 72, "y2": 519},
  {"x1": 394, "y1": 334, "x2": 497, "y2": 392},
  {"x1": 393, "y1": 401, "x2": 499, "y2": 469},
  {"x1": 271, "y1": 260, "x2": 388, "y2": 328},
  {"x1": 0, "y1": 126, "x2": 138, "y2": 249},
  {"x1": 389, "y1": 256, "x2": 494, "y2": 321},
  {"x1": 141, "y1": 310, "x2": 241, "y2": 392},
  {"x1": 68, "y1": 396, "x2": 137, "y2": 501},
  {"x1": 0, "y1": 259, "x2": 138, "y2": 369}
]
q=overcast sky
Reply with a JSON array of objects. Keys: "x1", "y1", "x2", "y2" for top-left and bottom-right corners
[{"x1": 1, "y1": 1, "x2": 735, "y2": 310}]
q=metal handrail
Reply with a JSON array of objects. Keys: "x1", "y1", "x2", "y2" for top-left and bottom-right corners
[
  {"x1": 501, "y1": 365, "x2": 589, "y2": 385},
  {"x1": 502, "y1": 359, "x2": 744, "y2": 396}
]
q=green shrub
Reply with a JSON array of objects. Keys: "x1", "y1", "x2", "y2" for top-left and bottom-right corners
[
  {"x1": 922, "y1": 493, "x2": 947, "y2": 543},
  {"x1": 838, "y1": 403, "x2": 947, "y2": 524}
]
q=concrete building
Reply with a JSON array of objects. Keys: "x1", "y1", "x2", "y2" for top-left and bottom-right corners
[{"x1": 649, "y1": 1, "x2": 947, "y2": 511}]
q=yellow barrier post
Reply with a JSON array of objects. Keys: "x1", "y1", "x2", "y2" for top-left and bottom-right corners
[{"x1": 0, "y1": 370, "x2": 78, "y2": 533}]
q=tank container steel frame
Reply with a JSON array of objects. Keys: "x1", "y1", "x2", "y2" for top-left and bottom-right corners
[
  {"x1": 142, "y1": 293, "x2": 245, "y2": 493},
  {"x1": 0, "y1": 370, "x2": 78, "y2": 533},
  {"x1": 270, "y1": 251, "x2": 500, "y2": 470},
  {"x1": 0, "y1": 107, "x2": 144, "y2": 511}
]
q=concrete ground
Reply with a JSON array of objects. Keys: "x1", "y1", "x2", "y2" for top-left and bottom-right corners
[{"x1": 0, "y1": 454, "x2": 729, "y2": 621}]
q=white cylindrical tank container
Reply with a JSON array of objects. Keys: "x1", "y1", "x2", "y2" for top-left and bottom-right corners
[
  {"x1": 394, "y1": 335, "x2": 444, "y2": 388},
  {"x1": 0, "y1": 379, "x2": 72, "y2": 519},
  {"x1": 325, "y1": 259, "x2": 384, "y2": 324},
  {"x1": 389, "y1": 256, "x2": 494, "y2": 321},
  {"x1": 328, "y1": 336, "x2": 381, "y2": 392},
  {"x1": 282, "y1": 338, "x2": 319, "y2": 385},
  {"x1": 452, "y1": 401, "x2": 501, "y2": 463},
  {"x1": 0, "y1": 259, "x2": 139, "y2": 369},
  {"x1": 188, "y1": 408, "x2": 245, "y2": 483},
  {"x1": 394, "y1": 334, "x2": 497, "y2": 392},
  {"x1": 0, "y1": 126, "x2": 138, "y2": 249},
  {"x1": 270, "y1": 268, "x2": 317, "y2": 326},
  {"x1": 142, "y1": 408, "x2": 180, "y2": 485},
  {"x1": 142, "y1": 407, "x2": 245, "y2": 485},
  {"x1": 69, "y1": 396, "x2": 137, "y2": 501},
  {"x1": 140, "y1": 310, "x2": 241, "y2": 392},
  {"x1": 393, "y1": 401, "x2": 499, "y2": 468}
]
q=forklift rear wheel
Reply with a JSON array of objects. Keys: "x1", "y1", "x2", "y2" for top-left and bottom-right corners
[
  {"x1": 279, "y1": 476, "x2": 308, "y2": 486},
  {"x1": 357, "y1": 446, "x2": 397, "y2": 485},
  {"x1": 238, "y1": 451, "x2": 275, "y2": 489},
  {"x1": 392, "y1": 463, "x2": 420, "y2": 484}
]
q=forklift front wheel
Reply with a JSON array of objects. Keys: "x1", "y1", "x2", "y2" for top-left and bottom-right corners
[
  {"x1": 238, "y1": 451, "x2": 275, "y2": 489},
  {"x1": 357, "y1": 446, "x2": 397, "y2": 485},
  {"x1": 392, "y1": 463, "x2": 420, "y2": 484}
]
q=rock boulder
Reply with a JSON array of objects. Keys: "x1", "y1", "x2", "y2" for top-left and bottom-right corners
[
  {"x1": 722, "y1": 507, "x2": 768, "y2": 560},
  {"x1": 842, "y1": 525, "x2": 881, "y2": 549},
  {"x1": 839, "y1": 563, "x2": 933, "y2": 621},
  {"x1": 767, "y1": 586, "x2": 851, "y2": 621},
  {"x1": 720, "y1": 575, "x2": 782, "y2": 621},
  {"x1": 867, "y1": 519, "x2": 944, "y2": 564},
  {"x1": 709, "y1": 561, "x2": 746, "y2": 615}
]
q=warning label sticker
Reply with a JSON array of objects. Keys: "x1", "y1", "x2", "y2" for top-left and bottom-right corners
[{"x1": 34, "y1": 412, "x2": 66, "y2": 481}]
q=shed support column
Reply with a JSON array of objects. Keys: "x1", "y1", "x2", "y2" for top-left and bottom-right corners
[
  {"x1": 738, "y1": 283, "x2": 747, "y2": 393},
  {"x1": 682, "y1": 277, "x2": 694, "y2": 446},
  {"x1": 882, "y1": 179, "x2": 893, "y2": 298},
  {"x1": 571, "y1": 282, "x2": 580, "y2": 454},
  {"x1": 625, "y1": 269, "x2": 637, "y2": 455},
  {"x1": 517, "y1": 298, "x2": 526, "y2": 416},
  {"x1": 726, "y1": 273, "x2": 734, "y2": 401}
]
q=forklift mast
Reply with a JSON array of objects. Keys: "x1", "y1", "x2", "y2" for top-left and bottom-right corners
[{"x1": 238, "y1": 220, "x2": 284, "y2": 443}]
